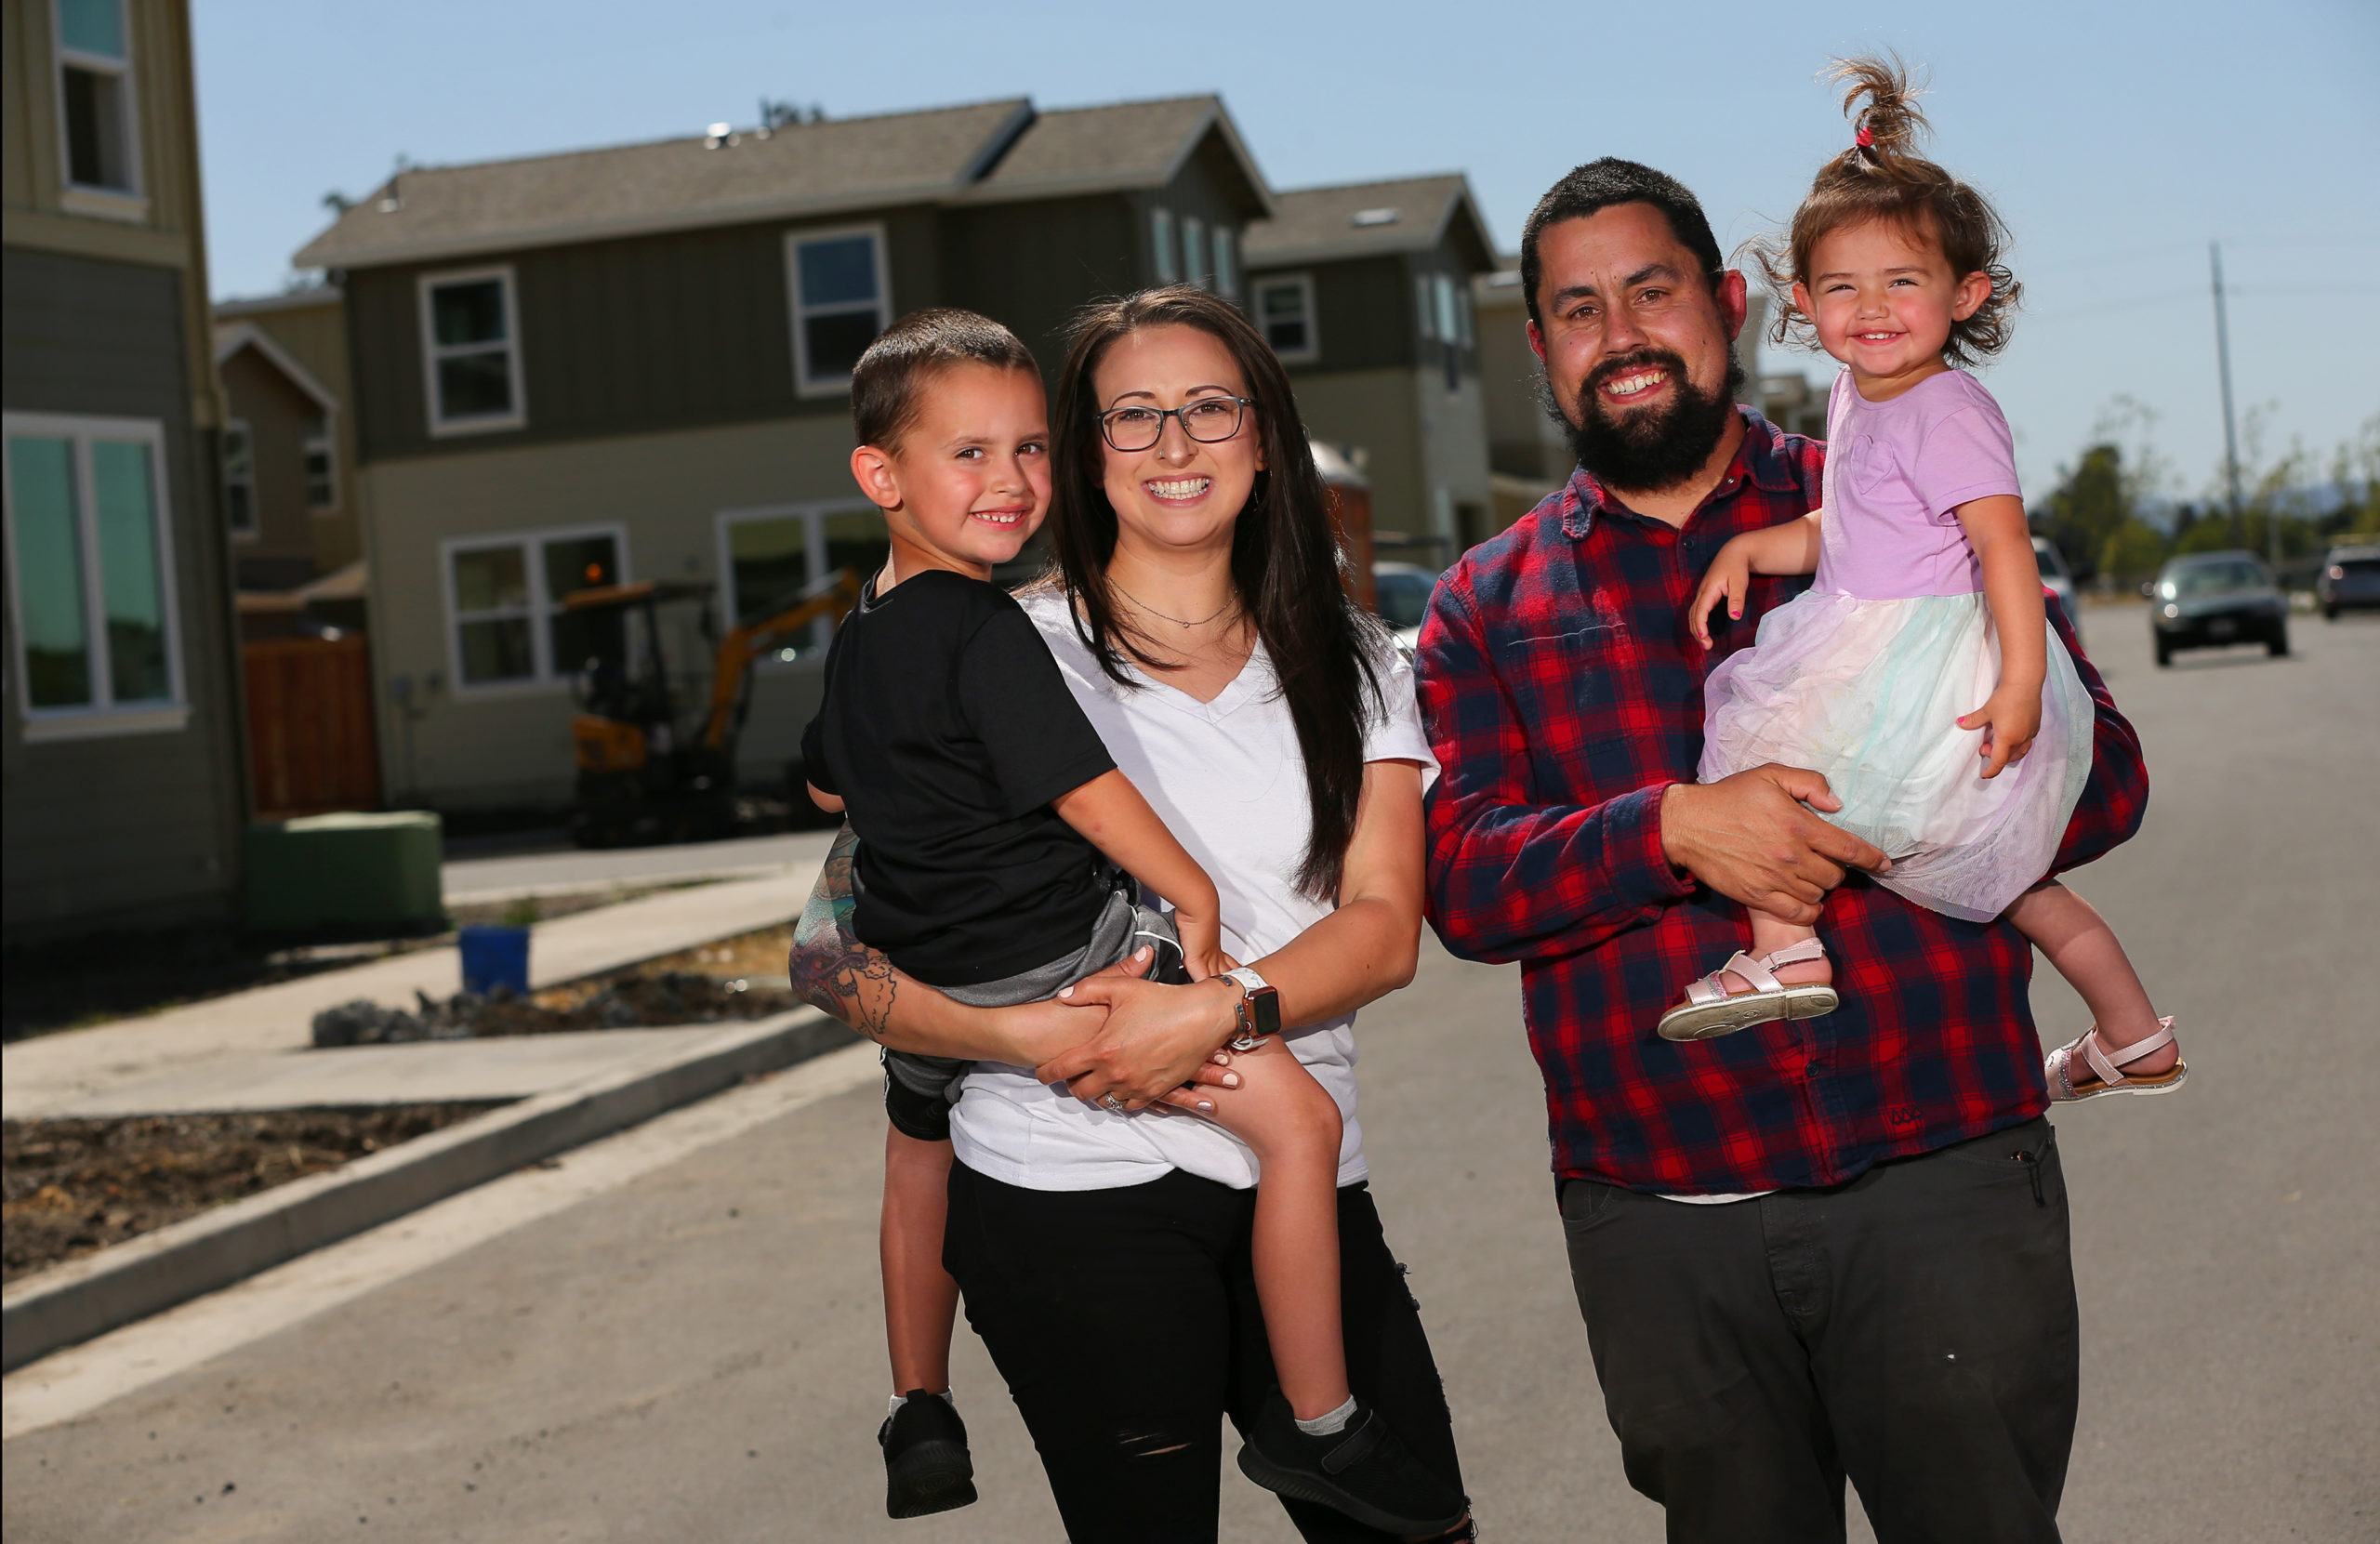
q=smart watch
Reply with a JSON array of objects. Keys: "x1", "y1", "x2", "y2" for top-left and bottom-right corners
[{"x1": 1223, "y1": 966, "x2": 1280, "y2": 1050}]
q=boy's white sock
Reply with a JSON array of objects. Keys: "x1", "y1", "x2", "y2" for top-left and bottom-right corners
[
  {"x1": 888, "y1": 1389, "x2": 956, "y2": 1420},
  {"x1": 1294, "y1": 1394, "x2": 1357, "y2": 1436}
]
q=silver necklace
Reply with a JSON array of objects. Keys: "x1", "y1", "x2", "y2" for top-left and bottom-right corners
[{"x1": 1116, "y1": 582, "x2": 1236, "y2": 630}]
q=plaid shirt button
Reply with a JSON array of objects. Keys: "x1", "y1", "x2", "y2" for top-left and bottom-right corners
[{"x1": 1415, "y1": 409, "x2": 2150, "y2": 1195}]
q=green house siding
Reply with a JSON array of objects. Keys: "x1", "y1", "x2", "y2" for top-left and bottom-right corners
[
  {"x1": 939, "y1": 194, "x2": 1138, "y2": 370},
  {"x1": 2, "y1": 246, "x2": 245, "y2": 938},
  {"x1": 343, "y1": 206, "x2": 946, "y2": 463}
]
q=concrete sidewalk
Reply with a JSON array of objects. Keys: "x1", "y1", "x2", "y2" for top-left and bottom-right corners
[
  {"x1": 443, "y1": 829, "x2": 838, "y2": 906},
  {"x1": 3, "y1": 864, "x2": 828, "y2": 1122}
]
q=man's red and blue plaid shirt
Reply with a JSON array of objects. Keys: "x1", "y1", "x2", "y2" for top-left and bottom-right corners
[{"x1": 1416, "y1": 408, "x2": 2149, "y2": 1194}]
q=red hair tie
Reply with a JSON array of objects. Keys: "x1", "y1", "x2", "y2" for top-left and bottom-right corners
[{"x1": 1855, "y1": 125, "x2": 1875, "y2": 149}]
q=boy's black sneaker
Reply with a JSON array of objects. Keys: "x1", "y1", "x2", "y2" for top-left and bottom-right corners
[
  {"x1": 879, "y1": 1390, "x2": 977, "y2": 1519},
  {"x1": 1236, "y1": 1393, "x2": 1467, "y2": 1535}
]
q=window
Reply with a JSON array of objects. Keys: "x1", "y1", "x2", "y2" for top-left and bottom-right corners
[
  {"x1": 222, "y1": 421, "x2": 257, "y2": 535},
  {"x1": 55, "y1": 0, "x2": 139, "y2": 198},
  {"x1": 1253, "y1": 275, "x2": 1318, "y2": 364},
  {"x1": 718, "y1": 502, "x2": 885, "y2": 656},
  {"x1": 787, "y1": 226, "x2": 890, "y2": 394},
  {"x1": 1415, "y1": 275, "x2": 1436, "y2": 340},
  {"x1": 1434, "y1": 274, "x2": 1465, "y2": 391},
  {"x1": 3, "y1": 414, "x2": 182, "y2": 737},
  {"x1": 1182, "y1": 216, "x2": 1206, "y2": 288},
  {"x1": 443, "y1": 526, "x2": 625, "y2": 689},
  {"x1": 1211, "y1": 227, "x2": 1236, "y2": 299},
  {"x1": 1151, "y1": 208, "x2": 1178, "y2": 284},
  {"x1": 302, "y1": 415, "x2": 337, "y2": 510},
  {"x1": 418, "y1": 268, "x2": 524, "y2": 434}
]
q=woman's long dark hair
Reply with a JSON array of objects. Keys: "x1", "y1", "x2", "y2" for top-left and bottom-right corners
[{"x1": 1046, "y1": 285, "x2": 1383, "y2": 903}]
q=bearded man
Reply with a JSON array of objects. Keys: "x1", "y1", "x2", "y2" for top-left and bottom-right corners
[{"x1": 1414, "y1": 160, "x2": 2149, "y2": 1541}]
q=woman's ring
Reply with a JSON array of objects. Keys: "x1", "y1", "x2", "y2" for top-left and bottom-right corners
[{"x1": 1101, "y1": 1092, "x2": 1128, "y2": 1115}]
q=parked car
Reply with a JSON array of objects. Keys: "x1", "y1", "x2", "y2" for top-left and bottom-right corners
[
  {"x1": 2032, "y1": 534, "x2": 2083, "y2": 652},
  {"x1": 2316, "y1": 542, "x2": 2380, "y2": 619},
  {"x1": 1372, "y1": 561, "x2": 1440, "y2": 653},
  {"x1": 2148, "y1": 550, "x2": 2288, "y2": 666}
]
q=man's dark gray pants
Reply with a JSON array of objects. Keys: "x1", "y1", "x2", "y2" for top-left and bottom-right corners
[{"x1": 1561, "y1": 1118, "x2": 2077, "y2": 1543}]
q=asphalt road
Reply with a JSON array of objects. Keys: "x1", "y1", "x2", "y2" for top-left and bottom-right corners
[{"x1": 7, "y1": 604, "x2": 2374, "y2": 1543}]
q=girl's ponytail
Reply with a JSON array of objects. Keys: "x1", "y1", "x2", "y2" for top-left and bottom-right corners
[{"x1": 1743, "y1": 52, "x2": 2020, "y2": 368}]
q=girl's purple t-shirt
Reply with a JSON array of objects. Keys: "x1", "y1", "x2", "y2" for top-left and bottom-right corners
[{"x1": 1814, "y1": 368, "x2": 2023, "y2": 600}]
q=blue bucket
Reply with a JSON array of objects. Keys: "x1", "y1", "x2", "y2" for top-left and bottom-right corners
[{"x1": 457, "y1": 924, "x2": 531, "y2": 996}]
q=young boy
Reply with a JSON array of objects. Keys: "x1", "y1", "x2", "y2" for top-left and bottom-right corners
[
  {"x1": 802, "y1": 310, "x2": 1226, "y2": 1518},
  {"x1": 810, "y1": 310, "x2": 1459, "y2": 1535}
]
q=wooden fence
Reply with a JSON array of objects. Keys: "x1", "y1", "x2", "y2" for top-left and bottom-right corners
[{"x1": 244, "y1": 634, "x2": 381, "y2": 818}]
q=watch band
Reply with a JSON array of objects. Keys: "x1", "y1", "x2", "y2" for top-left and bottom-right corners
[{"x1": 1223, "y1": 967, "x2": 1281, "y2": 1050}]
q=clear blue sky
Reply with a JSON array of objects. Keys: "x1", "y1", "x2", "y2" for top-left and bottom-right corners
[{"x1": 192, "y1": 0, "x2": 2378, "y2": 510}]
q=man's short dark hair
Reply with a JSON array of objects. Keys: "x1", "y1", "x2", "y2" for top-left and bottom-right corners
[
  {"x1": 852, "y1": 308, "x2": 1040, "y2": 450},
  {"x1": 1519, "y1": 159, "x2": 1726, "y2": 331}
]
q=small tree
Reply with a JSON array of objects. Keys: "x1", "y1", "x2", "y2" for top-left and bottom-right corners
[
  {"x1": 2097, "y1": 517, "x2": 2166, "y2": 585},
  {"x1": 2040, "y1": 444, "x2": 2130, "y2": 586}
]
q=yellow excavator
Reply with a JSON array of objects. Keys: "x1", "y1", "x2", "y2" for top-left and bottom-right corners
[{"x1": 562, "y1": 569, "x2": 859, "y2": 847}]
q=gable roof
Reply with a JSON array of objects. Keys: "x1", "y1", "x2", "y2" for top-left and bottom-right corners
[
  {"x1": 294, "y1": 95, "x2": 1269, "y2": 272},
  {"x1": 213, "y1": 322, "x2": 340, "y2": 413},
  {"x1": 963, "y1": 96, "x2": 1271, "y2": 214},
  {"x1": 1240, "y1": 174, "x2": 1497, "y2": 271}
]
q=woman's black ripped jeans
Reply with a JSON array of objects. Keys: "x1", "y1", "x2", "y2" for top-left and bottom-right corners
[{"x1": 943, "y1": 1161, "x2": 1467, "y2": 1543}]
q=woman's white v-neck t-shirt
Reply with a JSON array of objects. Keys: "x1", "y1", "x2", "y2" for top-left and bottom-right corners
[{"x1": 945, "y1": 587, "x2": 1438, "y2": 1194}]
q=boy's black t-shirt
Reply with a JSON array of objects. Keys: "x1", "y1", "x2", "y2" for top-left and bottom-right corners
[{"x1": 800, "y1": 570, "x2": 1117, "y2": 987}]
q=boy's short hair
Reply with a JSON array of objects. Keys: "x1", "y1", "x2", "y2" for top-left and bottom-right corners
[{"x1": 852, "y1": 309, "x2": 1041, "y2": 450}]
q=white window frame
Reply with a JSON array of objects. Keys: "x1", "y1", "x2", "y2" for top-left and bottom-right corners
[
  {"x1": 1252, "y1": 273, "x2": 1320, "y2": 365},
  {"x1": 221, "y1": 418, "x2": 258, "y2": 538},
  {"x1": 715, "y1": 498, "x2": 878, "y2": 659},
  {"x1": 1182, "y1": 215, "x2": 1206, "y2": 289},
  {"x1": 1211, "y1": 227, "x2": 1237, "y2": 300},
  {"x1": 1434, "y1": 274, "x2": 1461, "y2": 348},
  {"x1": 51, "y1": 0, "x2": 146, "y2": 218},
  {"x1": 439, "y1": 521, "x2": 628, "y2": 696},
  {"x1": 417, "y1": 265, "x2": 527, "y2": 437},
  {"x1": 2, "y1": 412, "x2": 188, "y2": 740},
  {"x1": 785, "y1": 223, "x2": 892, "y2": 399},
  {"x1": 302, "y1": 413, "x2": 338, "y2": 512},
  {"x1": 1151, "y1": 207, "x2": 1178, "y2": 284}
]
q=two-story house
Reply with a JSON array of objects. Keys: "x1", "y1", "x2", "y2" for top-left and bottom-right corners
[
  {"x1": 293, "y1": 95, "x2": 1271, "y2": 813},
  {"x1": 2, "y1": 0, "x2": 246, "y2": 943},
  {"x1": 212, "y1": 283, "x2": 363, "y2": 612},
  {"x1": 1240, "y1": 175, "x2": 1498, "y2": 567}
]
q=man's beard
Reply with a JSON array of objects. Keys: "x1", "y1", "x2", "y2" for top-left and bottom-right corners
[{"x1": 1554, "y1": 348, "x2": 1746, "y2": 493}]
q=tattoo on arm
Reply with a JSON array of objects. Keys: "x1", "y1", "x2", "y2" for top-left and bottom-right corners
[{"x1": 787, "y1": 825, "x2": 900, "y2": 1041}]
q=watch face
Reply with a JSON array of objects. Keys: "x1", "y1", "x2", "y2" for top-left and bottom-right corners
[{"x1": 1250, "y1": 986, "x2": 1281, "y2": 1037}]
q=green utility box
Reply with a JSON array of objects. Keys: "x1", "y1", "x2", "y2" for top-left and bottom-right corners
[{"x1": 243, "y1": 812, "x2": 444, "y2": 933}]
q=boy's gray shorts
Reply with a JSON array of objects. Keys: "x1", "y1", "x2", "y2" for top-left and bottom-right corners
[{"x1": 883, "y1": 885, "x2": 1184, "y2": 1142}]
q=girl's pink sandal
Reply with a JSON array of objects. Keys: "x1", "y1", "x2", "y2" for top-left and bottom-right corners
[
  {"x1": 2044, "y1": 1016, "x2": 2187, "y2": 1102},
  {"x1": 1657, "y1": 938, "x2": 1840, "y2": 1042}
]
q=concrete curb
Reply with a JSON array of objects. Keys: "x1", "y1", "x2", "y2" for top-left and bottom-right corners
[{"x1": 1, "y1": 1010, "x2": 857, "y2": 1374}]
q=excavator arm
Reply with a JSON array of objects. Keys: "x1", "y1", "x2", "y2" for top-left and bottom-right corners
[{"x1": 700, "y1": 569, "x2": 861, "y2": 752}]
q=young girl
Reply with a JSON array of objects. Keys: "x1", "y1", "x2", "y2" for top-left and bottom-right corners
[{"x1": 1666, "y1": 57, "x2": 2185, "y2": 1105}]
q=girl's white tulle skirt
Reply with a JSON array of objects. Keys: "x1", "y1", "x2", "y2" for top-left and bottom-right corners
[{"x1": 1699, "y1": 588, "x2": 2095, "y2": 924}]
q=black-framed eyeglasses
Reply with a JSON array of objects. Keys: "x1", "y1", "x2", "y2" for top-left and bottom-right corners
[{"x1": 1098, "y1": 396, "x2": 1254, "y2": 453}]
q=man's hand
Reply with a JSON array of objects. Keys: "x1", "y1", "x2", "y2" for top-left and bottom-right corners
[
  {"x1": 1956, "y1": 685, "x2": 2042, "y2": 779},
  {"x1": 1660, "y1": 767, "x2": 1891, "y2": 924}
]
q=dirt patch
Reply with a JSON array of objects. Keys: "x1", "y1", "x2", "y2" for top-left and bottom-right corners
[
  {"x1": 3, "y1": 1105, "x2": 506, "y2": 1285},
  {"x1": 309, "y1": 923, "x2": 800, "y2": 1046}
]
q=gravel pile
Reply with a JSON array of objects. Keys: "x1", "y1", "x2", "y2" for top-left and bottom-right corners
[{"x1": 310, "y1": 971, "x2": 793, "y2": 1049}]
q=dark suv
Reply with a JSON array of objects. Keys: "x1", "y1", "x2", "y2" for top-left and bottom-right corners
[
  {"x1": 2317, "y1": 543, "x2": 2380, "y2": 619},
  {"x1": 2149, "y1": 551, "x2": 2288, "y2": 666}
]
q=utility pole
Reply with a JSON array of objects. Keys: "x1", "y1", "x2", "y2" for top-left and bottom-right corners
[{"x1": 2210, "y1": 242, "x2": 2245, "y2": 549}]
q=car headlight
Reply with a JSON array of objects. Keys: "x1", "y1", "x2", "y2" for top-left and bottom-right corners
[
  {"x1": 2331, "y1": 565, "x2": 2347, "y2": 580},
  {"x1": 2162, "y1": 603, "x2": 2179, "y2": 619}
]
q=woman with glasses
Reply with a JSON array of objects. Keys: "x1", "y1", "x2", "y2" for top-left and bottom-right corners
[{"x1": 790, "y1": 286, "x2": 1471, "y2": 1542}]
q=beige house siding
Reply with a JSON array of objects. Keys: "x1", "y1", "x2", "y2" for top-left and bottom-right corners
[
  {"x1": 362, "y1": 414, "x2": 866, "y2": 809},
  {"x1": 1287, "y1": 365, "x2": 1490, "y2": 559},
  {"x1": 216, "y1": 290, "x2": 361, "y2": 572}
]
